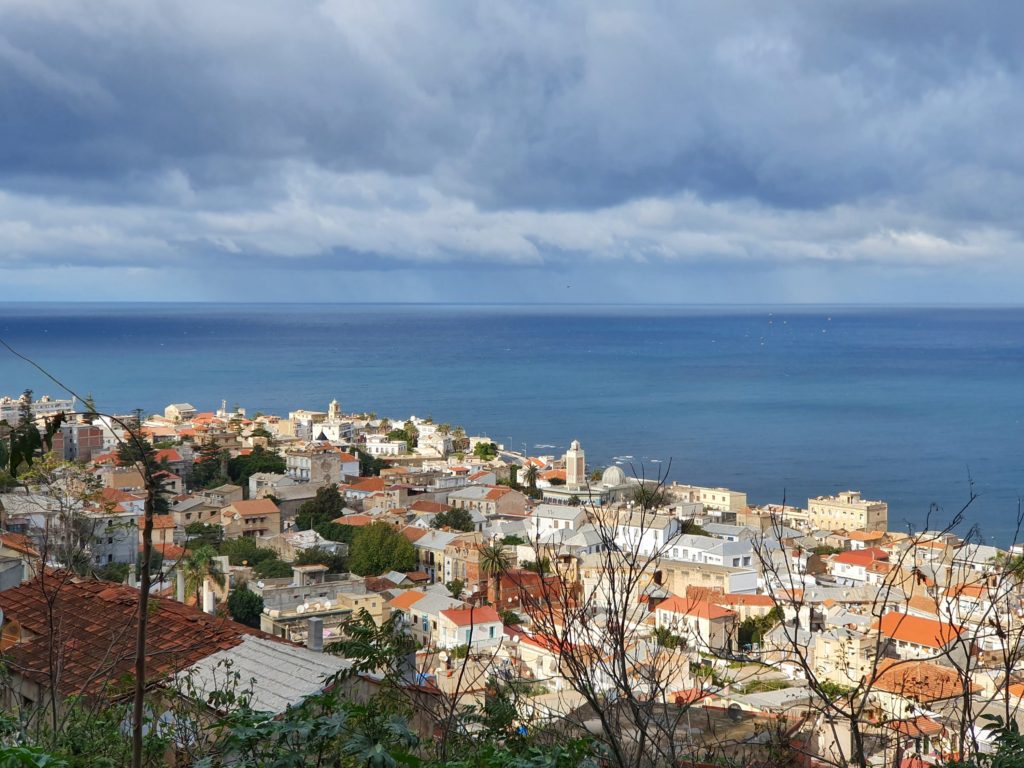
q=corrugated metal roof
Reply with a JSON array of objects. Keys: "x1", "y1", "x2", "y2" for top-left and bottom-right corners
[{"x1": 177, "y1": 635, "x2": 351, "y2": 714}]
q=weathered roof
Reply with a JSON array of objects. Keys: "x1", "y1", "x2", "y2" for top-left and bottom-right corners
[
  {"x1": 176, "y1": 634, "x2": 350, "y2": 714},
  {"x1": 0, "y1": 576, "x2": 268, "y2": 697}
]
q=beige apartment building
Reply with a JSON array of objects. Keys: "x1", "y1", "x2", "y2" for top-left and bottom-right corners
[
  {"x1": 807, "y1": 490, "x2": 888, "y2": 532},
  {"x1": 668, "y1": 483, "x2": 747, "y2": 513}
]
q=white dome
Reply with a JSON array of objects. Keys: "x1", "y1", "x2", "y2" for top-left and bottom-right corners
[{"x1": 602, "y1": 466, "x2": 627, "y2": 486}]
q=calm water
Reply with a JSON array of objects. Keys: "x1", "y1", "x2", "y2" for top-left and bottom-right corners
[{"x1": 1, "y1": 304, "x2": 1022, "y2": 543}]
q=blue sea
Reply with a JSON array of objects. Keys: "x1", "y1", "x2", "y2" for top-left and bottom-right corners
[{"x1": 1, "y1": 303, "x2": 1022, "y2": 543}]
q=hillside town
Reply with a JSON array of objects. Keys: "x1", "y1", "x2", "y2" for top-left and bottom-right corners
[{"x1": 1, "y1": 391, "x2": 1023, "y2": 767}]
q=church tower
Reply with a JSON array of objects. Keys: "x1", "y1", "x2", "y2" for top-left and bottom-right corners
[
  {"x1": 328, "y1": 399, "x2": 341, "y2": 421},
  {"x1": 565, "y1": 439, "x2": 585, "y2": 488}
]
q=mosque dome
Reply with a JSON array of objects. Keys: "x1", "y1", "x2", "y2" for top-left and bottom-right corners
[{"x1": 601, "y1": 466, "x2": 627, "y2": 486}]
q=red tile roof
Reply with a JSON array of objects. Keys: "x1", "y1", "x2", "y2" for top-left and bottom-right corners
[
  {"x1": 877, "y1": 611, "x2": 962, "y2": 649},
  {"x1": 441, "y1": 605, "x2": 502, "y2": 626},
  {"x1": 0, "y1": 575, "x2": 268, "y2": 697},
  {"x1": 401, "y1": 526, "x2": 429, "y2": 543},
  {"x1": 833, "y1": 548, "x2": 889, "y2": 567},
  {"x1": 657, "y1": 595, "x2": 736, "y2": 620},
  {"x1": 872, "y1": 659, "x2": 977, "y2": 702},
  {"x1": 387, "y1": 590, "x2": 426, "y2": 611},
  {"x1": 330, "y1": 514, "x2": 376, "y2": 527},
  {"x1": 150, "y1": 515, "x2": 176, "y2": 530},
  {"x1": 153, "y1": 448, "x2": 183, "y2": 464},
  {"x1": 225, "y1": 499, "x2": 279, "y2": 517},
  {"x1": 0, "y1": 533, "x2": 39, "y2": 558},
  {"x1": 410, "y1": 500, "x2": 451, "y2": 514},
  {"x1": 345, "y1": 478, "x2": 387, "y2": 494}
]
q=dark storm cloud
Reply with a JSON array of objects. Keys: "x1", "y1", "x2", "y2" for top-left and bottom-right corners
[{"x1": 0, "y1": 0, "x2": 1023, "y2": 291}]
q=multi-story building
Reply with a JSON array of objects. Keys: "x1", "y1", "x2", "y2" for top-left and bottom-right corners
[
  {"x1": 0, "y1": 394, "x2": 76, "y2": 426},
  {"x1": 220, "y1": 498, "x2": 281, "y2": 539},
  {"x1": 668, "y1": 483, "x2": 748, "y2": 514},
  {"x1": 808, "y1": 490, "x2": 888, "y2": 532},
  {"x1": 286, "y1": 447, "x2": 358, "y2": 485}
]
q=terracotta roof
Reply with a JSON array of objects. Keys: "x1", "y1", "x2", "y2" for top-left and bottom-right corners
[
  {"x1": 833, "y1": 548, "x2": 889, "y2": 567},
  {"x1": 410, "y1": 500, "x2": 451, "y2": 514},
  {"x1": 484, "y1": 486, "x2": 512, "y2": 501},
  {"x1": 944, "y1": 583, "x2": 988, "y2": 600},
  {"x1": 0, "y1": 576, "x2": 268, "y2": 698},
  {"x1": 440, "y1": 605, "x2": 502, "y2": 626},
  {"x1": 405, "y1": 570, "x2": 430, "y2": 583},
  {"x1": 150, "y1": 515, "x2": 175, "y2": 530},
  {"x1": 330, "y1": 514, "x2": 376, "y2": 527},
  {"x1": 0, "y1": 533, "x2": 39, "y2": 558},
  {"x1": 845, "y1": 530, "x2": 886, "y2": 541},
  {"x1": 1008, "y1": 682, "x2": 1024, "y2": 700},
  {"x1": 142, "y1": 542, "x2": 187, "y2": 561},
  {"x1": 387, "y1": 590, "x2": 426, "y2": 611},
  {"x1": 905, "y1": 594, "x2": 940, "y2": 617},
  {"x1": 153, "y1": 448, "x2": 183, "y2": 464},
  {"x1": 877, "y1": 611, "x2": 962, "y2": 649},
  {"x1": 872, "y1": 659, "x2": 976, "y2": 702},
  {"x1": 345, "y1": 478, "x2": 387, "y2": 494},
  {"x1": 226, "y1": 499, "x2": 279, "y2": 517},
  {"x1": 100, "y1": 488, "x2": 143, "y2": 504},
  {"x1": 540, "y1": 469, "x2": 566, "y2": 481},
  {"x1": 468, "y1": 471, "x2": 492, "y2": 481},
  {"x1": 657, "y1": 595, "x2": 736, "y2": 620},
  {"x1": 888, "y1": 715, "x2": 945, "y2": 738},
  {"x1": 400, "y1": 526, "x2": 429, "y2": 543}
]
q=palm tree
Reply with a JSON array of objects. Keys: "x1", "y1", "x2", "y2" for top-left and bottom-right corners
[
  {"x1": 437, "y1": 423, "x2": 451, "y2": 435},
  {"x1": 478, "y1": 542, "x2": 512, "y2": 605},
  {"x1": 523, "y1": 464, "x2": 539, "y2": 490},
  {"x1": 379, "y1": 418, "x2": 391, "y2": 435},
  {"x1": 181, "y1": 544, "x2": 226, "y2": 608}
]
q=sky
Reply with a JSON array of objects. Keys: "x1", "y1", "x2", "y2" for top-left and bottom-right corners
[{"x1": 1, "y1": 1, "x2": 1023, "y2": 304}]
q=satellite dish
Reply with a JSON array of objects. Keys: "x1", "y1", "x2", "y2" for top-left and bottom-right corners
[
  {"x1": 438, "y1": 651, "x2": 449, "y2": 662},
  {"x1": 296, "y1": 605, "x2": 305, "y2": 614},
  {"x1": 256, "y1": 581, "x2": 265, "y2": 589},
  {"x1": 303, "y1": 602, "x2": 310, "y2": 611},
  {"x1": 324, "y1": 600, "x2": 332, "y2": 609}
]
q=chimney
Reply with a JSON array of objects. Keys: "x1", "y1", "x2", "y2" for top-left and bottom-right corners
[
  {"x1": 307, "y1": 617, "x2": 324, "y2": 652},
  {"x1": 176, "y1": 568, "x2": 186, "y2": 602},
  {"x1": 202, "y1": 579, "x2": 215, "y2": 614}
]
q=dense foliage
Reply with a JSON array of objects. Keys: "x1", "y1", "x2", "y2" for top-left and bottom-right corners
[
  {"x1": 348, "y1": 522, "x2": 416, "y2": 576},
  {"x1": 430, "y1": 508, "x2": 475, "y2": 532}
]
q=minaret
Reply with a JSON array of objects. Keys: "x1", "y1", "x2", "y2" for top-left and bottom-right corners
[{"x1": 565, "y1": 439, "x2": 585, "y2": 488}]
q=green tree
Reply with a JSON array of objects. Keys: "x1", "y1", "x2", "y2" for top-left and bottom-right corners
[
  {"x1": 295, "y1": 485, "x2": 345, "y2": 531},
  {"x1": 632, "y1": 484, "x2": 667, "y2": 508},
  {"x1": 185, "y1": 521, "x2": 223, "y2": 549},
  {"x1": 478, "y1": 543, "x2": 512, "y2": 604},
  {"x1": 473, "y1": 442, "x2": 498, "y2": 461},
  {"x1": 190, "y1": 440, "x2": 230, "y2": 490},
  {"x1": 294, "y1": 545, "x2": 348, "y2": 573},
  {"x1": 180, "y1": 544, "x2": 225, "y2": 606},
  {"x1": 348, "y1": 522, "x2": 415, "y2": 576},
  {"x1": 356, "y1": 449, "x2": 386, "y2": 477},
  {"x1": 430, "y1": 507, "x2": 475, "y2": 532},
  {"x1": 227, "y1": 582, "x2": 264, "y2": 628},
  {"x1": 445, "y1": 578, "x2": 465, "y2": 598},
  {"x1": 226, "y1": 445, "x2": 285, "y2": 488},
  {"x1": 523, "y1": 464, "x2": 539, "y2": 490}
]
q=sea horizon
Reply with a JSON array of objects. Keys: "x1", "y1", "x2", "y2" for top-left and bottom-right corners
[{"x1": 2, "y1": 302, "x2": 1022, "y2": 545}]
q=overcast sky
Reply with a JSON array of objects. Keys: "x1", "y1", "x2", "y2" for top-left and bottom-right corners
[{"x1": 2, "y1": 1, "x2": 1022, "y2": 303}]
